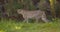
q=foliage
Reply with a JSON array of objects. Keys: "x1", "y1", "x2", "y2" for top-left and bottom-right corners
[
  {"x1": 0, "y1": 19, "x2": 60, "y2": 32},
  {"x1": 37, "y1": 0, "x2": 49, "y2": 11}
]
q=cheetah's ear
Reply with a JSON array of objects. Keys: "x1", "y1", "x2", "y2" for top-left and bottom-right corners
[{"x1": 17, "y1": 9, "x2": 22, "y2": 12}]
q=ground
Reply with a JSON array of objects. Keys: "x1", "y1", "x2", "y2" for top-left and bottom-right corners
[{"x1": 0, "y1": 19, "x2": 60, "y2": 32}]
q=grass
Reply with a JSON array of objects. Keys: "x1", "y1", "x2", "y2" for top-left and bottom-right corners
[{"x1": 0, "y1": 19, "x2": 60, "y2": 32}]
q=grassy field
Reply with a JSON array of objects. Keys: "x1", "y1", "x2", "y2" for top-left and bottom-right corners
[{"x1": 0, "y1": 19, "x2": 60, "y2": 32}]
